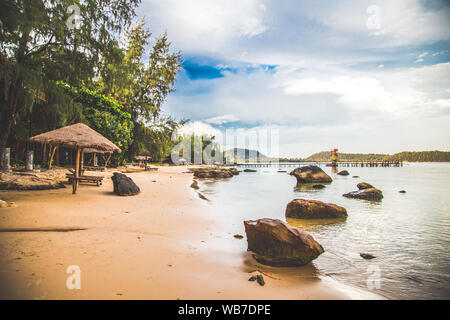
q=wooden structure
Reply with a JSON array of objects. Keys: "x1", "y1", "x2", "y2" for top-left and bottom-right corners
[
  {"x1": 236, "y1": 161, "x2": 403, "y2": 168},
  {"x1": 135, "y1": 151, "x2": 152, "y2": 170},
  {"x1": 29, "y1": 123, "x2": 121, "y2": 194}
]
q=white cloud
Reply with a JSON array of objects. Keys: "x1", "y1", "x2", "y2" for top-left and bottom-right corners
[
  {"x1": 177, "y1": 121, "x2": 222, "y2": 137},
  {"x1": 205, "y1": 114, "x2": 239, "y2": 125},
  {"x1": 140, "y1": 0, "x2": 267, "y2": 54},
  {"x1": 138, "y1": 0, "x2": 450, "y2": 155}
]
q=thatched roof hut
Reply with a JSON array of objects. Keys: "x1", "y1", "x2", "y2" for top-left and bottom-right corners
[
  {"x1": 138, "y1": 150, "x2": 152, "y2": 157},
  {"x1": 29, "y1": 123, "x2": 121, "y2": 153},
  {"x1": 29, "y1": 123, "x2": 121, "y2": 194}
]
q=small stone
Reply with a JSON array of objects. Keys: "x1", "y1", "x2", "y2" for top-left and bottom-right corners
[
  {"x1": 360, "y1": 253, "x2": 376, "y2": 260},
  {"x1": 312, "y1": 184, "x2": 325, "y2": 189},
  {"x1": 234, "y1": 234, "x2": 244, "y2": 239},
  {"x1": 248, "y1": 276, "x2": 256, "y2": 282},
  {"x1": 399, "y1": 190, "x2": 406, "y2": 193},
  {"x1": 198, "y1": 193, "x2": 209, "y2": 201},
  {"x1": 190, "y1": 180, "x2": 199, "y2": 190},
  {"x1": 352, "y1": 176, "x2": 359, "y2": 178},
  {"x1": 256, "y1": 274, "x2": 265, "y2": 286},
  {"x1": 244, "y1": 169, "x2": 257, "y2": 172}
]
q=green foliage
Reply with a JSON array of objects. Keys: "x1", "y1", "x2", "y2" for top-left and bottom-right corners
[
  {"x1": 386, "y1": 151, "x2": 450, "y2": 162},
  {"x1": 280, "y1": 150, "x2": 450, "y2": 162},
  {"x1": 136, "y1": 117, "x2": 185, "y2": 163},
  {"x1": 57, "y1": 81, "x2": 133, "y2": 152},
  {"x1": 173, "y1": 134, "x2": 224, "y2": 164},
  {"x1": 95, "y1": 18, "x2": 183, "y2": 160},
  {"x1": 1, "y1": 1, "x2": 186, "y2": 167},
  {"x1": 0, "y1": 0, "x2": 141, "y2": 148}
]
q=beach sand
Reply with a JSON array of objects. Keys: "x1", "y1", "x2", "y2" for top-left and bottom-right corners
[{"x1": 0, "y1": 166, "x2": 383, "y2": 299}]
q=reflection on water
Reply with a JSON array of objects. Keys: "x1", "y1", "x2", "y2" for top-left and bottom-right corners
[
  {"x1": 293, "y1": 183, "x2": 331, "y2": 192},
  {"x1": 196, "y1": 163, "x2": 450, "y2": 299},
  {"x1": 286, "y1": 217, "x2": 347, "y2": 232}
]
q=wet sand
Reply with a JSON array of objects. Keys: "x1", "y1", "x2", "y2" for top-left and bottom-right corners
[{"x1": 0, "y1": 166, "x2": 383, "y2": 299}]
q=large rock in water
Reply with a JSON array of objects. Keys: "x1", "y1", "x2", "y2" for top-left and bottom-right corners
[
  {"x1": 189, "y1": 167, "x2": 238, "y2": 178},
  {"x1": 343, "y1": 184, "x2": 383, "y2": 201},
  {"x1": 285, "y1": 199, "x2": 347, "y2": 219},
  {"x1": 290, "y1": 165, "x2": 332, "y2": 183},
  {"x1": 244, "y1": 218, "x2": 324, "y2": 266},
  {"x1": 111, "y1": 172, "x2": 140, "y2": 196}
]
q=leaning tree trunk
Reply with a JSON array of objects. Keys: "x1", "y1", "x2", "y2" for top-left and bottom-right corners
[{"x1": 0, "y1": 81, "x2": 20, "y2": 152}]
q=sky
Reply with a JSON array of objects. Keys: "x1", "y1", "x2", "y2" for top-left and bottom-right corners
[{"x1": 137, "y1": 0, "x2": 450, "y2": 158}]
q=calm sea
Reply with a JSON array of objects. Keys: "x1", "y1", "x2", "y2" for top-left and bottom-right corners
[{"x1": 196, "y1": 162, "x2": 450, "y2": 299}]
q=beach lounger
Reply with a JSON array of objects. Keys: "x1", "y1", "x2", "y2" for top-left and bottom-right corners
[{"x1": 66, "y1": 173, "x2": 104, "y2": 186}]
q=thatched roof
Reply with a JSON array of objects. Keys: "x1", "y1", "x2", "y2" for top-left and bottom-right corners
[
  {"x1": 83, "y1": 148, "x2": 111, "y2": 154},
  {"x1": 29, "y1": 123, "x2": 121, "y2": 153},
  {"x1": 138, "y1": 150, "x2": 152, "y2": 157}
]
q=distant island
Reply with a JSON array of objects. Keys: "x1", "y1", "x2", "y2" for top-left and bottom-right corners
[
  {"x1": 224, "y1": 148, "x2": 450, "y2": 163},
  {"x1": 280, "y1": 150, "x2": 450, "y2": 162},
  {"x1": 225, "y1": 148, "x2": 269, "y2": 162}
]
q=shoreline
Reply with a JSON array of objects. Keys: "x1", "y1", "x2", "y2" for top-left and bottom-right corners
[{"x1": 0, "y1": 166, "x2": 383, "y2": 299}]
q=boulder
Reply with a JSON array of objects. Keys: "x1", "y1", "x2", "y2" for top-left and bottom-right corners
[
  {"x1": 285, "y1": 199, "x2": 347, "y2": 219},
  {"x1": 343, "y1": 187, "x2": 383, "y2": 201},
  {"x1": 290, "y1": 165, "x2": 332, "y2": 184},
  {"x1": 111, "y1": 172, "x2": 140, "y2": 196},
  {"x1": 357, "y1": 182, "x2": 373, "y2": 190},
  {"x1": 189, "y1": 168, "x2": 236, "y2": 178},
  {"x1": 243, "y1": 218, "x2": 324, "y2": 266},
  {"x1": 337, "y1": 170, "x2": 349, "y2": 176}
]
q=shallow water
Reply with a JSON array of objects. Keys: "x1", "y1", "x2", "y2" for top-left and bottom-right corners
[{"x1": 196, "y1": 162, "x2": 450, "y2": 299}]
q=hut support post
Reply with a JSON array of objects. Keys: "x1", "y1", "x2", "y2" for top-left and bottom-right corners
[
  {"x1": 80, "y1": 150, "x2": 84, "y2": 175},
  {"x1": 73, "y1": 149, "x2": 80, "y2": 194},
  {"x1": 104, "y1": 153, "x2": 112, "y2": 168},
  {"x1": 48, "y1": 146, "x2": 57, "y2": 169}
]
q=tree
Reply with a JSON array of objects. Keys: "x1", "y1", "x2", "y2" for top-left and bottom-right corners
[
  {"x1": 0, "y1": 0, "x2": 140, "y2": 151},
  {"x1": 57, "y1": 81, "x2": 133, "y2": 153},
  {"x1": 95, "y1": 19, "x2": 183, "y2": 159}
]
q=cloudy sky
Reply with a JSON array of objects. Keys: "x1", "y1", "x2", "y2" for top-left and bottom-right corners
[{"x1": 138, "y1": 0, "x2": 450, "y2": 157}]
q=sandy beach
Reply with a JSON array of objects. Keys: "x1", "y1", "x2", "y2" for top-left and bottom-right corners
[{"x1": 0, "y1": 166, "x2": 383, "y2": 300}]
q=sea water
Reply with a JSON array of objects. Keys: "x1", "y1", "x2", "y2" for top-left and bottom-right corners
[{"x1": 196, "y1": 162, "x2": 450, "y2": 299}]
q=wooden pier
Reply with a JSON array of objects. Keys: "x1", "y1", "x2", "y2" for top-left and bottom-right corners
[{"x1": 234, "y1": 161, "x2": 403, "y2": 168}]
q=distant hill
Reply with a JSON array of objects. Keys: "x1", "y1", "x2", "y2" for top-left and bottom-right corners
[
  {"x1": 387, "y1": 151, "x2": 450, "y2": 162},
  {"x1": 304, "y1": 151, "x2": 389, "y2": 162},
  {"x1": 225, "y1": 148, "x2": 269, "y2": 161},
  {"x1": 294, "y1": 150, "x2": 450, "y2": 162}
]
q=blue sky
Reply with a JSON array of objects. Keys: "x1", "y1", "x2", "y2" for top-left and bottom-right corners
[{"x1": 138, "y1": 0, "x2": 450, "y2": 157}]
